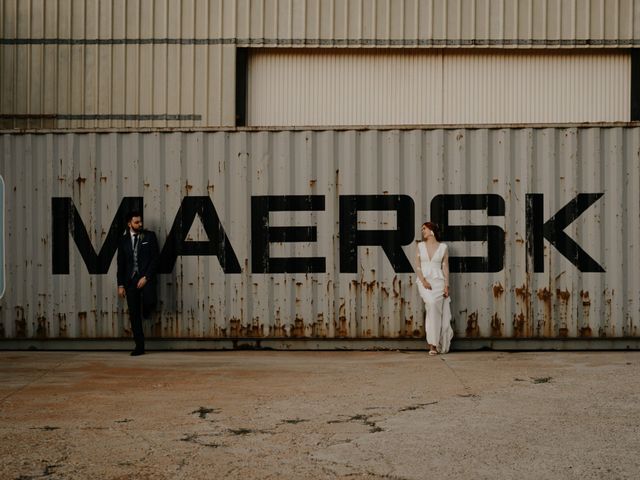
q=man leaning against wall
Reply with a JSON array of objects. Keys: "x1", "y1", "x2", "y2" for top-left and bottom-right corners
[{"x1": 117, "y1": 211, "x2": 160, "y2": 356}]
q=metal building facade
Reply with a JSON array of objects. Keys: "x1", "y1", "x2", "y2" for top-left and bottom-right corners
[
  {"x1": 2, "y1": 0, "x2": 640, "y2": 129},
  {"x1": 1, "y1": 128, "x2": 639, "y2": 348}
]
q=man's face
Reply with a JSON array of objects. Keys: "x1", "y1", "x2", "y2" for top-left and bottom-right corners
[{"x1": 128, "y1": 216, "x2": 143, "y2": 233}]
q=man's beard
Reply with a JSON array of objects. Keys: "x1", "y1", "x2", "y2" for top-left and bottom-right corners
[{"x1": 132, "y1": 225, "x2": 143, "y2": 233}]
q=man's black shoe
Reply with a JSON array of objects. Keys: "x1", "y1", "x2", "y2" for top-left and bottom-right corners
[{"x1": 130, "y1": 350, "x2": 145, "y2": 356}]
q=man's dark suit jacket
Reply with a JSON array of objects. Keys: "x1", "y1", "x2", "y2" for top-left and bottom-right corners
[{"x1": 117, "y1": 229, "x2": 160, "y2": 308}]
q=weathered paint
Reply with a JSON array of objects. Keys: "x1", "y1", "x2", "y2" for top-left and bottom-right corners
[{"x1": 0, "y1": 128, "x2": 639, "y2": 344}]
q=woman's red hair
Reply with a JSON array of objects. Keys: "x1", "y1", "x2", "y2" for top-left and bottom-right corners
[{"x1": 422, "y1": 222, "x2": 441, "y2": 241}]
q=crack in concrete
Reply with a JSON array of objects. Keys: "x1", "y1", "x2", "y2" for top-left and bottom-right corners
[
  {"x1": 398, "y1": 401, "x2": 438, "y2": 412},
  {"x1": 190, "y1": 406, "x2": 220, "y2": 419},
  {"x1": 0, "y1": 358, "x2": 74, "y2": 405},
  {"x1": 532, "y1": 376, "x2": 553, "y2": 384},
  {"x1": 227, "y1": 427, "x2": 273, "y2": 436},
  {"x1": 279, "y1": 418, "x2": 309, "y2": 425},
  {"x1": 440, "y1": 357, "x2": 477, "y2": 397},
  {"x1": 327, "y1": 414, "x2": 384, "y2": 433},
  {"x1": 179, "y1": 433, "x2": 223, "y2": 448},
  {"x1": 13, "y1": 463, "x2": 61, "y2": 480}
]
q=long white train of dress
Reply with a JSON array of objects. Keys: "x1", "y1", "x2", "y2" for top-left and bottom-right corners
[{"x1": 416, "y1": 242, "x2": 454, "y2": 353}]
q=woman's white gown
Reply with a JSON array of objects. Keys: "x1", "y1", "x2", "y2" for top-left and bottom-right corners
[{"x1": 416, "y1": 242, "x2": 454, "y2": 353}]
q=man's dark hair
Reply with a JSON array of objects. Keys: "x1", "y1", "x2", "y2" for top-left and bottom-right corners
[{"x1": 125, "y1": 210, "x2": 142, "y2": 223}]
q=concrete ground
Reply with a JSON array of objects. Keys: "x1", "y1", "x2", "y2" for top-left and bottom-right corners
[{"x1": 1, "y1": 351, "x2": 639, "y2": 480}]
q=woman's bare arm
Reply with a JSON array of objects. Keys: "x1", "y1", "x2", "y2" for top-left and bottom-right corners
[
  {"x1": 415, "y1": 243, "x2": 431, "y2": 289},
  {"x1": 442, "y1": 247, "x2": 450, "y2": 297}
]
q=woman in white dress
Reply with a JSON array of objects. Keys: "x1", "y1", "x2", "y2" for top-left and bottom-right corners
[{"x1": 415, "y1": 222, "x2": 454, "y2": 355}]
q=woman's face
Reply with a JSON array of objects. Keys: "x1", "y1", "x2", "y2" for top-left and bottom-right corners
[{"x1": 421, "y1": 224, "x2": 432, "y2": 240}]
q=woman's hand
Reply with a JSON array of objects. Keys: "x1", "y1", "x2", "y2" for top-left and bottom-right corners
[
  {"x1": 421, "y1": 278, "x2": 432, "y2": 290},
  {"x1": 443, "y1": 285, "x2": 449, "y2": 298}
]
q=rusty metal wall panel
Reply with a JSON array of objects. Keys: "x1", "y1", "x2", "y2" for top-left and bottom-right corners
[
  {"x1": 1, "y1": 128, "x2": 639, "y2": 343},
  {"x1": 248, "y1": 49, "x2": 630, "y2": 125}
]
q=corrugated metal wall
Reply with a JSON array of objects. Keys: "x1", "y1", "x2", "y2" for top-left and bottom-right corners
[
  {"x1": 1, "y1": 128, "x2": 638, "y2": 342},
  {"x1": 3, "y1": 0, "x2": 639, "y2": 47},
  {"x1": 444, "y1": 49, "x2": 630, "y2": 123},
  {"x1": 2, "y1": 0, "x2": 640, "y2": 129},
  {"x1": 248, "y1": 49, "x2": 630, "y2": 125},
  {"x1": 248, "y1": 49, "x2": 443, "y2": 126},
  {"x1": 0, "y1": 0, "x2": 237, "y2": 129}
]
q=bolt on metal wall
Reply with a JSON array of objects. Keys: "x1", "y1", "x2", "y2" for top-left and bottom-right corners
[{"x1": 0, "y1": 128, "x2": 638, "y2": 342}]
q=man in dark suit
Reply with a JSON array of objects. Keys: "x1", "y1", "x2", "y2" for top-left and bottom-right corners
[{"x1": 117, "y1": 210, "x2": 160, "y2": 356}]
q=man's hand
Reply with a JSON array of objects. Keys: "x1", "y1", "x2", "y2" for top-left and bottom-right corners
[
  {"x1": 118, "y1": 287, "x2": 126, "y2": 298},
  {"x1": 136, "y1": 276, "x2": 148, "y2": 289}
]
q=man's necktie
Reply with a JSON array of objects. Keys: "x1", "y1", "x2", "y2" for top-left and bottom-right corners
[{"x1": 132, "y1": 234, "x2": 139, "y2": 276}]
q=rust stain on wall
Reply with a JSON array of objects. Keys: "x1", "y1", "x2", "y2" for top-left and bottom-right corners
[
  {"x1": 404, "y1": 316, "x2": 413, "y2": 336},
  {"x1": 291, "y1": 317, "x2": 305, "y2": 337},
  {"x1": 556, "y1": 288, "x2": 570, "y2": 336},
  {"x1": 513, "y1": 312, "x2": 526, "y2": 337},
  {"x1": 537, "y1": 287, "x2": 553, "y2": 337},
  {"x1": 312, "y1": 313, "x2": 326, "y2": 337},
  {"x1": 601, "y1": 289, "x2": 613, "y2": 337},
  {"x1": 580, "y1": 290, "x2": 591, "y2": 336},
  {"x1": 250, "y1": 318, "x2": 263, "y2": 337},
  {"x1": 579, "y1": 326, "x2": 593, "y2": 337},
  {"x1": 15, "y1": 307, "x2": 26, "y2": 337},
  {"x1": 490, "y1": 313, "x2": 502, "y2": 337},
  {"x1": 272, "y1": 308, "x2": 285, "y2": 337},
  {"x1": 466, "y1": 311, "x2": 480, "y2": 337},
  {"x1": 335, "y1": 301, "x2": 348, "y2": 337},
  {"x1": 230, "y1": 318, "x2": 241, "y2": 337},
  {"x1": 78, "y1": 312, "x2": 87, "y2": 337},
  {"x1": 36, "y1": 317, "x2": 48, "y2": 338},
  {"x1": 515, "y1": 282, "x2": 532, "y2": 336},
  {"x1": 75, "y1": 175, "x2": 87, "y2": 199},
  {"x1": 392, "y1": 276, "x2": 401, "y2": 298},
  {"x1": 515, "y1": 284, "x2": 531, "y2": 300}
]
